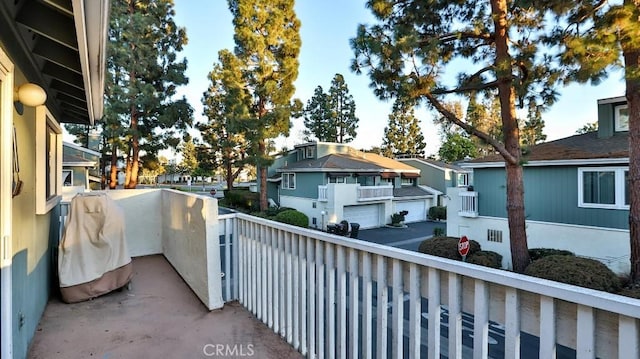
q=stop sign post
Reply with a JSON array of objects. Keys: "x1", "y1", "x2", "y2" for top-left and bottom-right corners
[{"x1": 458, "y1": 236, "x2": 470, "y2": 261}]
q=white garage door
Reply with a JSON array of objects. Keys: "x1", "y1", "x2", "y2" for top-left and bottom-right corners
[
  {"x1": 394, "y1": 200, "x2": 427, "y2": 223},
  {"x1": 343, "y1": 204, "x2": 381, "y2": 229}
]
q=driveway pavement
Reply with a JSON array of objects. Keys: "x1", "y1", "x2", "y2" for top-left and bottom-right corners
[{"x1": 357, "y1": 220, "x2": 447, "y2": 252}]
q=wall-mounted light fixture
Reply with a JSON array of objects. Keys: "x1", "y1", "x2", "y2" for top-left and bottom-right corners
[{"x1": 14, "y1": 83, "x2": 47, "y2": 115}]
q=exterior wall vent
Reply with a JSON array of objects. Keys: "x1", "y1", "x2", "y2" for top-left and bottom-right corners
[{"x1": 487, "y1": 229, "x2": 503, "y2": 243}]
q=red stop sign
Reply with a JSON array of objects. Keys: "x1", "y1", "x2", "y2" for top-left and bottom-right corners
[{"x1": 458, "y1": 236, "x2": 470, "y2": 257}]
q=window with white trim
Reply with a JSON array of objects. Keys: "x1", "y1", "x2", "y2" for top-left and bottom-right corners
[
  {"x1": 578, "y1": 167, "x2": 628, "y2": 209},
  {"x1": 305, "y1": 146, "x2": 315, "y2": 159},
  {"x1": 615, "y1": 105, "x2": 629, "y2": 132},
  {"x1": 282, "y1": 173, "x2": 296, "y2": 190},
  {"x1": 328, "y1": 176, "x2": 346, "y2": 184},
  {"x1": 401, "y1": 177, "x2": 414, "y2": 186},
  {"x1": 62, "y1": 170, "x2": 73, "y2": 186},
  {"x1": 457, "y1": 173, "x2": 469, "y2": 187},
  {"x1": 36, "y1": 106, "x2": 62, "y2": 214}
]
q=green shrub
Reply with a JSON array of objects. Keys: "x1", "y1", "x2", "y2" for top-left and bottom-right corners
[
  {"x1": 428, "y1": 206, "x2": 447, "y2": 221},
  {"x1": 390, "y1": 212, "x2": 405, "y2": 225},
  {"x1": 433, "y1": 227, "x2": 445, "y2": 237},
  {"x1": 529, "y1": 248, "x2": 575, "y2": 261},
  {"x1": 467, "y1": 251, "x2": 503, "y2": 268},
  {"x1": 418, "y1": 236, "x2": 480, "y2": 260},
  {"x1": 223, "y1": 189, "x2": 259, "y2": 211},
  {"x1": 274, "y1": 209, "x2": 309, "y2": 228},
  {"x1": 524, "y1": 255, "x2": 621, "y2": 293}
]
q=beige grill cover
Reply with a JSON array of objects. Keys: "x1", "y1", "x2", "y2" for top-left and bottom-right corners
[{"x1": 58, "y1": 192, "x2": 131, "y2": 288}]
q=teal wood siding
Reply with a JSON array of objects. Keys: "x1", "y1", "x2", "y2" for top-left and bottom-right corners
[
  {"x1": 11, "y1": 210, "x2": 58, "y2": 359},
  {"x1": 404, "y1": 160, "x2": 446, "y2": 192},
  {"x1": 475, "y1": 166, "x2": 628, "y2": 229},
  {"x1": 68, "y1": 166, "x2": 87, "y2": 186},
  {"x1": 266, "y1": 181, "x2": 279, "y2": 205},
  {"x1": 280, "y1": 172, "x2": 325, "y2": 199},
  {"x1": 269, "y1": 151, "x2": 297, "y2": 177}
]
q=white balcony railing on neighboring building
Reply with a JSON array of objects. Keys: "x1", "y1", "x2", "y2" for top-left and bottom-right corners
[
  {"x1": 357, "y1": 184, "x2": 393, "y2": 201},
  {"x1": 459, "y1": 190, "x2": 479, "y2": 217},
  {"x1": 318, "y1": 185, "x2": 328, "y2": 202}
]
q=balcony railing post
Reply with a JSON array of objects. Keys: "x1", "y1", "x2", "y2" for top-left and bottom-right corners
[
  {"x1": 349, "y1": 248, "x2": 360, "y2": 359},
  {"x1": 392, "y1": 259, "x2": 403, "y2": 358},
  {"x1": 376, "y1": 255, "x2": 388, "y2": 358},
  {"x1": 427, "y1": 267, "x2": 441, "y2": 359},
  {"x1": 306, "y1": 237, "x2": 315, "y2": 357},
  {"x1": 362, "y1": 252, "x2": 373, "y2": 359},
  {"x1": 316, "y1": 240, "x2": 325, "y2": 359},
  {"x1": 448, "y1": 272, "x2": 463, "y2": 359}
]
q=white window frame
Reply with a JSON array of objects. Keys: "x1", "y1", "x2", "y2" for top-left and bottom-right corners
[
  {"x1": 329, "y1": 176, "x2": 346, "y2": 184},
  {"x1": 305, "y1": 146, "x2": 315, "y2": 159},
  {"x1": 62, "y1": 170, "x2": 73, "y2": 187},
  {"x1": 578, "y1": 167, "x2": 628, "y2": 210},
  {"x1": 401, "y1": 177, "x2": 414, "y2": 186},
  {"x1": 282, "y1": 173, "x2": 296, "y2": 190},
  {"x1": 36, "y1": 106, "x2": 62, "y2": 214},
  {"x1": 615, "y1": 104, "x2": 629, "y2": 132},
  {"x1": 457, "y1": 173, "x2": 469, "y2": 187}
]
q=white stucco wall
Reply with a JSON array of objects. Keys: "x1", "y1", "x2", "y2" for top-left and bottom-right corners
[
  {"x1": 105, "y1": 189, "x2": 223, "y2": 310},
  {"x1": 161, "y1": 190, "x2": 223, "y2": 310},
  {"x1": 106, "y1": 189, "x2": 163, "y2": 256},
  {"x1": 446, "y1": 187, "x2": 631, "y2": 274}
]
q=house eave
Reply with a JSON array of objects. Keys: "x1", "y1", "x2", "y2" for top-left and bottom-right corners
[
  {"x1": 63, "y1": 141, "x2": 101, "y2": 156},
  {"x1": 462, "y1": 157, "x2": 629, "y2": 168},
  {"x1": 71, "y1": 0, "x2": 110, "y2": 125}
]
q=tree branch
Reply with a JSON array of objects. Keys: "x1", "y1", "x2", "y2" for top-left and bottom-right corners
[
  {"x1": 437, "y1": 31, "x2": 493, "y2": 43},
  {"x1": 423, "y1": 92, "x2": 518, "y2": 164},
  {"x1": 431, "y1": 80, "x2": 499, "y2": 95}
]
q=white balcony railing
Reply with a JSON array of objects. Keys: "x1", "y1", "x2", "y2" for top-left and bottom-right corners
[
  {"x1": 357, "y1": 184, "x2": 393, "y2": 201},
  {"x1": 318, "y1": 185, "x2": 328, "y2": 202},
  {"x1": 219, "y1": 213, "x2": 640, "y2": 359},
  {"x1": 59, "y1": 190, "x2": 640, "y2": 358},
  {"x1": 459, "y1": 190, "x2": 479, "y2": 217}
]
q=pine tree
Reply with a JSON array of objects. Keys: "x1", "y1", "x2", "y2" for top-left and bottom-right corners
[
  {"x1": 180, "y1": 136, "x2": 198, "y2": 176},
  {"x1": 105, "y1": 0, "x2": 192, "y2": 189},
  {"x1": 438, "y1": 133, "x2": 478, "y2": 163},
  {"x1": 328, "y1": 74, "x2": 359, "y2": 143},
  {"x1": 200, "y1": 49, "x2": 249, "y2": 190},
  {"x1": 521, "y1": 102, "x2": 547, "y2": 147},
  {"x1": 466, "y1": 94, "x2": 502, "y2": 157},
  {"x1": 352, "y1": 0, "x2": 573, "y2": 272},
  {"x1": 381, "y1": 100, "x2": 426, "y2": 157},
  {"x1": 303, "y1": 86, "x2": 335, "y2": 142},
  {"x1": 228, "y1": 0, "x2": 301, "y2": 210}
]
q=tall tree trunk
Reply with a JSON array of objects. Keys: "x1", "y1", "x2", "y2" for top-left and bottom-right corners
[
  {"x1": 259, "y1": 139, "x2": 268, "y2": 211},
  {"x1": 225, "y1": 148, "x2": 234, "y2": 190},
  {"x1": 109, "y1": 142, "x2": 118, "y2": 189},
  {"x1": 129, "y1": 132, "x2": 140, "y2": 188},
  {"x1": 491, "y1": 0, "x2": 530, "y2": 272},
  {"x1": 624, "y1": 0, "x2": 640, "y2": 283}
]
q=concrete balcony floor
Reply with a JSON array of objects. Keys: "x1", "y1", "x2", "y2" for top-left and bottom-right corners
[{"x1": 28, "y1": 255, "x2": 301, "y2": 359}]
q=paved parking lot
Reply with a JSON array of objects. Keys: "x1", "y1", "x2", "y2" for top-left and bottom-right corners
[{"x1": 357, "y1": 220, "x2": 446, "y2": 252}]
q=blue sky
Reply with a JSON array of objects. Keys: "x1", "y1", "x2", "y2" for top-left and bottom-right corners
[{"x1": 172, "y1": 0, "x2": 626, "y2": 158}]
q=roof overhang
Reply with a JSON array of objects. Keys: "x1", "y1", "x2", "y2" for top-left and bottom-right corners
[
  {"x1": 462, "y1": 157, "x2": 629, "y2": 169},
  {"x1": 0, "y1": 0, "x2": 109, "y2": 125}
]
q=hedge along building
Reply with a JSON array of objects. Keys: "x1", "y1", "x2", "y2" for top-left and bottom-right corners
[{"x1": 447, "y1": 96, "x2": 630, "y2": 274}]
